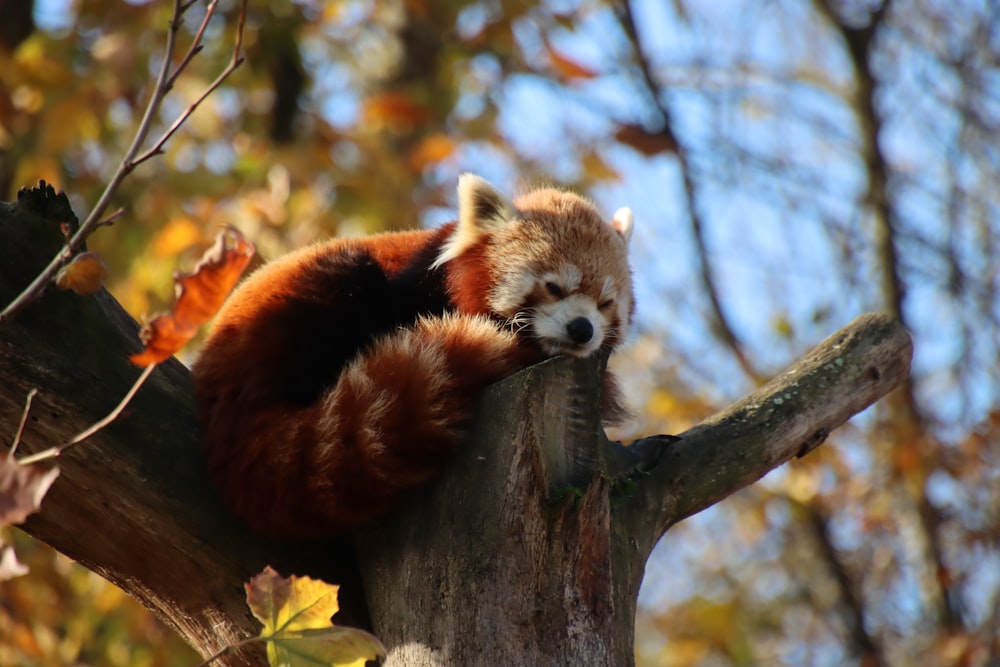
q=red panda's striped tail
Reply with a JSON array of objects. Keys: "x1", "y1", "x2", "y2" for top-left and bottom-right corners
[{"x1": 202, "y1": 313, "x2": 533, "y2": 537}]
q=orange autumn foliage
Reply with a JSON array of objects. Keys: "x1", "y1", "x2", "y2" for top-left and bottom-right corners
[{"x1": 130, "y1": 226, "x2": 254, "y2": 367}]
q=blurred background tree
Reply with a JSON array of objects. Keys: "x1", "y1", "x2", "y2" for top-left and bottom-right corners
[{"x1": 0, "y1": 0, "x2": 997, "y2": 665}]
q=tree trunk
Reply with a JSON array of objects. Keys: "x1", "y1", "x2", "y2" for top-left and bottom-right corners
[{"x1": 0, "y1": 183, "x2": 913, "y2": 665}]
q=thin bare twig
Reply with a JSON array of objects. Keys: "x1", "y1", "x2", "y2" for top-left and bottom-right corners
[
  {"x1": 169, "y1": 0, "x2": 218, "y2": 84},
  {"x1": 617, "y1": 0, "x2": 763, "y2": 385},
  {"x1": 8, "y1": 388, "x2": 38, "y2": 460},
  {"x1": 802, "y1": 500, "x2": 888, "y2": 667},
  {"x1": 17, "y1": 364, "x2": 156, "y2": 465},
  {"x1": 814, "y1": 0, "x2": 961, "y2": 634},
  {"x1": 95, "y1": 207, "x2": 126, "y2": 229},
  {"x1": 0, "y1": 0, "x2": 248, "y2": 325},
  {"x1": 132, "y1": 0, "x2": 247, "y2": 170}
]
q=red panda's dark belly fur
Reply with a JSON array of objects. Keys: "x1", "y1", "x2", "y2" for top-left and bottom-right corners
[
  {"x1": 213, "y1": 225, "x2": 456, "y2": 406},
  {"x1": 265, "y1": 237, "x2": 454, "y2": 407}
]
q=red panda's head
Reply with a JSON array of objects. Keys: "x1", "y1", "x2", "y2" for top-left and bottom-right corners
[{"x1": 435, "y1": 174, "x2": 634, "y2": 359}]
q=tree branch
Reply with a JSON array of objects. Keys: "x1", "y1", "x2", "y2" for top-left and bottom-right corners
[
  {"x1": 802, "y1": 500, "x2": 888, "y2": 667},
  {"x1": 617, "y1": 0, "x2": 763, "y2": 384},
  {"x1": 0, "y1": 0, "x2": 247, "y2": 325},
  {"x1": 0, "y1": 185, "x2": 369, "y2": 667},
  {"x1": 814, "y1": 0, "x2": 962, "y2": 632},
  {"x1": 620, "y1": 312, "x2": 912, "y2": 549}
]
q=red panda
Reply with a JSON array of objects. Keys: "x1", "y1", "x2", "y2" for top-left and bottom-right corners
[{"x1": 192, "y1": 174, "x2": 635, "y2": 537}]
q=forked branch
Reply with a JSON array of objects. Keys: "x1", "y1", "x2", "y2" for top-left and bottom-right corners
[
  {"x1": 0, "y1": 0, "x2": 248, "y2": 325},
  {"x1": 619, "y1": 312, "x2": 912, "y2": 549}
]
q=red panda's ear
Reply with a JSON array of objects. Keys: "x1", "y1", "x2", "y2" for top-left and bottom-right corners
[
  {"x1": 457, "y1": 174, "x2": 516, "y2": 233},
  {"x1": 611, "y1": 207, "x2": 634, "y2": 245},
  {"x1": 434, "y1": 174, "x2": 516, "y2": 268}
]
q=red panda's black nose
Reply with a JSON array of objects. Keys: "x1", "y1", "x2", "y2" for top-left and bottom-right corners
[{"x1": 566, "y1": 317, "x2": 594, "y2": 344}]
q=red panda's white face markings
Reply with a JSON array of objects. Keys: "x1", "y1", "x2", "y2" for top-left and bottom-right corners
[
  {"x1": 532, "y1": 266, "x2": 610, "y2": 357},
  {"x1": 436, "y1": 174, "x2": 634, "y2": 359},
  {"x1": 511, "y1": 264, "x2": 630, "y2": 358}
]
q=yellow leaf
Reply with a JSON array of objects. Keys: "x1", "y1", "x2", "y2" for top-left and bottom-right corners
[
  {"x1": 772, "y1": 313, "x2": 793, "y2": 339},
  {"x1": 14, "y1": 34, "x2": 73, "y2": 86},
  {"x1": 40, "y1": 96, "x2": 100, "y2": 153},
  {"x1": 783, "y1": 465, "x2": 819, "y2": 503},
  {"x1": 268, "y1": 627, "x2": 385, "y2": 667},
  {"x1": 247, "y1": 566, "x2": 341, "y2": 635},
  {"x1": 55, "y1": 251, "x2": 108, "y2": 295},
  {"x1": 246, "y1": 567, "x2": 385, "y2": 667},
  {"x1": 581, "y1": 151, "x2": 620, "y2": 182}
]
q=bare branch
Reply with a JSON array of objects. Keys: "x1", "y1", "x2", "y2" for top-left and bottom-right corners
[
  {"x1": 622, "y1": 313, "x2": 912, "y2": 546},
  {"x1": 8, "y1": 388, "x2": 37, "y2": 460},
  {"x1": 814, "y1": 0, "x2": 901, "y2": 321},
  {"x1": 803, "y1": 500, "x2": 888, "y2": 667},
  {"x1": 16, "y1": 364, "x2": 156, "y2": 465},
  {"x1": 0, "y1": 0, "x2": 248, "y2": 325},
  {"x1": 94, "y1": 207, "x2": 125, "y2": 230},
  {"x1": 168, "y1": 0, "x2": 219, "y2": 86},
  {"x1": 814, "y1": 0, "x2": 963, "y2": 632},
  {"x1": 617, "y1": 0, "x2": 763, "y2": 384},
  {"x1": 133, "y1": 0, "x2": 248, "y2": 169}
]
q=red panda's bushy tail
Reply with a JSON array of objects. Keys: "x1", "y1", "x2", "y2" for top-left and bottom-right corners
[{"x1": 200, "y1": 313, "x2": 531, "y2": 537}]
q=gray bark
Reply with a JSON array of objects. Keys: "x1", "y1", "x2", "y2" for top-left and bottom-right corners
[{"x1": 0, "y1": 183, "x2": 912, "y2": 665}]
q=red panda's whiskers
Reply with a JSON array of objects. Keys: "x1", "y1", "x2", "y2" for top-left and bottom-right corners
[{"x1": 509, "y1": 310, "x2": 535, "y2": 337}]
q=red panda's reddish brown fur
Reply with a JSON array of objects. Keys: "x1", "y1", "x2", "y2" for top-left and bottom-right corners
[{"x1": 193, "y1": 175, "x2": 635, "y2": 537}]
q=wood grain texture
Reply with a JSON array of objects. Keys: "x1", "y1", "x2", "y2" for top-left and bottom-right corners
[{"x1": 352, "y1": 315, "x2": 912, "y2": 666}]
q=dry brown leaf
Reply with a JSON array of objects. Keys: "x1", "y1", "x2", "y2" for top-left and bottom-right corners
[
  {"x1": 130, "y1": 225, "x2": 255, "y2": 367},
  {"x1": 363, "y1": 91, "x2": 429, "y2": 131},
  {"x1": 0, "y1": 458, "x2": 59, "y2": 527},
  {"x1": 614, "y1": 123, "x2": 678, "y2": 156},
  {"x1": 0, "y1": 545, "x2": 29, "y2": 580}
]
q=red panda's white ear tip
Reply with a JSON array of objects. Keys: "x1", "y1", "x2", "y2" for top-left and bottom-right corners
[
  {"x1": 612, "y1": 207, "x2": 634, "y2": 244},
  {"x1": 457, "y1": 172, "x2": 489, "y2": 194},
  {"x1": 457, "y1": 173, "x2": 514, "y2": 231},
  {"x1": 434, "y1": 174, "x2": 515, "y2": 269}
]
